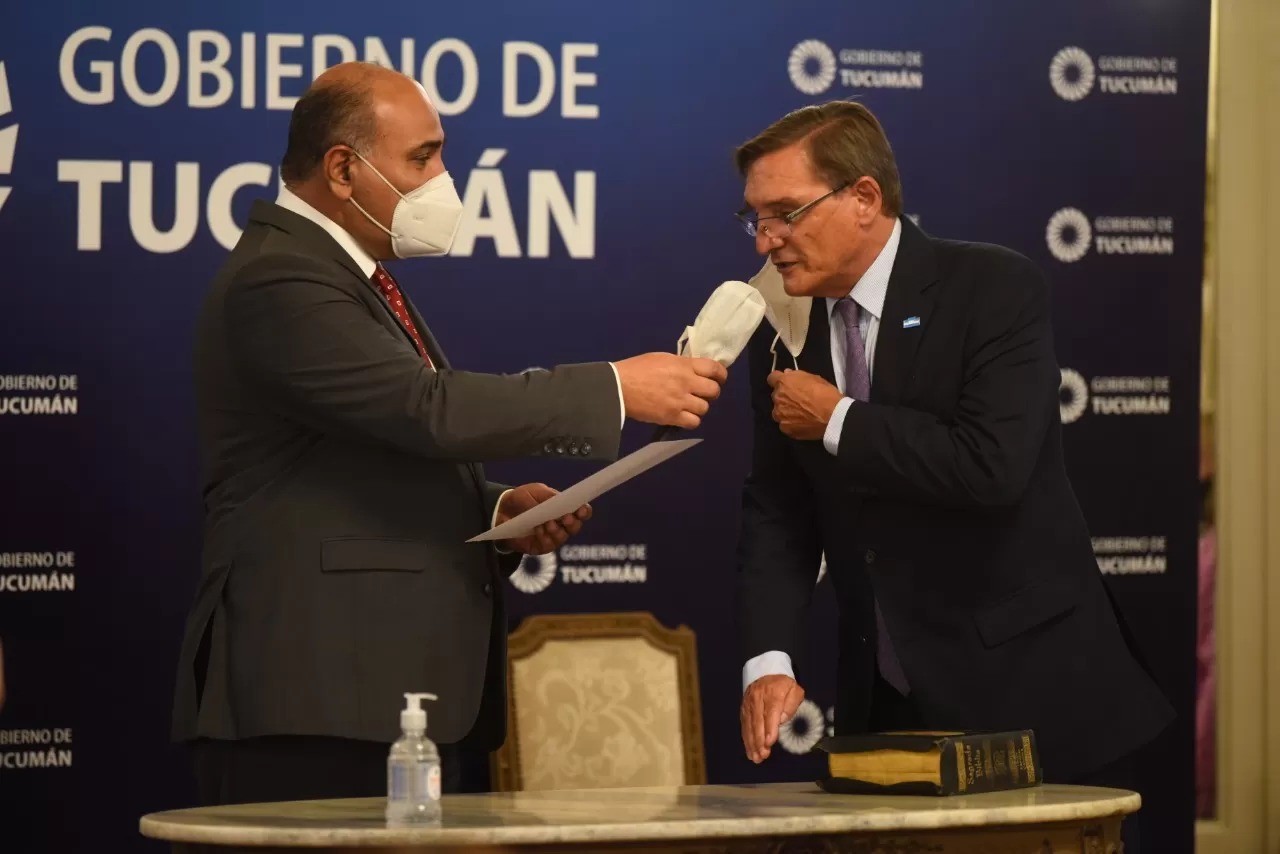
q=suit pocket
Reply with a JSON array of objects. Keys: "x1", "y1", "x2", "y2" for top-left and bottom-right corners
[
  {"x1": 974, "y1": 575, "x2": 1078, "y2": 648},
  {"x1": 321, "y1": 538, "x2": 429, "y2": 573}
]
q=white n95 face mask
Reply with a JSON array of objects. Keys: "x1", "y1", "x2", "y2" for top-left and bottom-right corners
[
  {"x1": 348, "y1": 151, "x2": 464, "y2": 258},
  {"x1": 676, "y1": 280, "x2": 767, "y2": 367},
  {"x1": 748, "y1": 258, "x2": 811, "y2": 371}
]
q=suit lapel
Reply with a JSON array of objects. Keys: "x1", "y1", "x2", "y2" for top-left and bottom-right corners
[
  {"x1": 369, "y1": 266, "x2": 433, "y2": 359},
  {"x1": 248, "y1": 201, "x2": 421, "y2": 354},
  {"x1": 798, "y1": 298, "x2": 836, "y2": 386},
  {"x1": 370, "y1": 284, "x2": 423, "y2": 353},
  {"x1": 397, "y1": 281, "x2": 449, "y2": 369},
  {"x1": 349, "y1": 261, "x2": 439, "y2": 367},
  {"x1": 870, "y1": 217, "x2": 940, "y2": 405}
]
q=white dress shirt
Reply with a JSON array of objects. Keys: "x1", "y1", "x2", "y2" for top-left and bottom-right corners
[
  {"x1": 272, "y1": 187, "x2": 626, "y2": 534},
  {"x1": 742, "y1": 218, "x2": 903, "y2": 692}
]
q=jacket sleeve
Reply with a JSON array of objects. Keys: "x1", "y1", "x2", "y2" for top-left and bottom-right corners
[
  {"x1": 224, "y1": 252, "x2": 623, "y2": 463},
  {"x1": 735, "y1": 326, "x2": 825, "y2": 665},
  {"x1": 835, "y1": 254, "x2": 1059, "y2": 508}
]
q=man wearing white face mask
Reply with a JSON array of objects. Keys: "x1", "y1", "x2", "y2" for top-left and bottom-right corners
[{"x1": 173, "y1": 62, "x2": 727, "y2": 806}]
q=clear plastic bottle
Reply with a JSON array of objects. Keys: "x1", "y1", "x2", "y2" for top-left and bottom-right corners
[{"x1": 386, "y1": 692, "x2": 442, "y2": 825}]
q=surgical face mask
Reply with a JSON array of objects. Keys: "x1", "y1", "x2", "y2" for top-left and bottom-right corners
[
  {"x1": 676, "y1": 280, "x2": 767, "y2": 367},
  {"x1": 748, "y1": 258, "x2": 811, "y2": 371},
  {"x1": 348, "y1": 150, "x2": 464, "y2": 258}
]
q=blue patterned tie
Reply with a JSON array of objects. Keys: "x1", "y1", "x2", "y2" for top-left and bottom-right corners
[{"x1": 834, "y1": 297, "x2": 910, "y2": 696}]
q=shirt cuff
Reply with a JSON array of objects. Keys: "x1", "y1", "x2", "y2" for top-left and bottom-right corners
[
  {"x1": 823, "y1": 397, "x2": 854, "y2": 456},
  {"x1": 742, "y1": 650, "x2": 795, "y2": 694},
  {"x1": 492, "y1": 489, "x2": 513, "y2": 554},
  {"x1": 609, "y1": 362, "x2": 625, "y2": 429}
]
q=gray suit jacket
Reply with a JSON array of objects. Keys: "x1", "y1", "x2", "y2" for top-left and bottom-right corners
[{"x1": 172, "y1": 199, "x2": 621, "y2": 747}]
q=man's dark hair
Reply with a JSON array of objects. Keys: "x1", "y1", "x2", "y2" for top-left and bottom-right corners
[
  {"x1": 279, "y1": 78, "x2": 378, "y2": 185},
  {"x1": 735, "y1": 100, "x2": 903, "y2": 217}
]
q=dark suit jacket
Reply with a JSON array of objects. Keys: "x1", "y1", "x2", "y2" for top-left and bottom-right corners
[
  {"x1": 172, "y1": 200, "x2": 621, "y2": 749},
  {"x1": 735, "y1": 216, "x2": 1174, "y2": 781}
]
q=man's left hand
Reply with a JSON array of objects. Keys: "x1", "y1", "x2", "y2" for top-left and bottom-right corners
[
  {"x1": 496, "y1": 483, "x2": 590, "y2": 555},
  {"x1": 767, "y1": 370, "x2": 844, "y2": 440}
]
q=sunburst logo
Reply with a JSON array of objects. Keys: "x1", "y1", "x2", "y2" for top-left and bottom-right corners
[
  {"x1": 1046, "y1": 208, "x2": 1092, "y2": 263},
  {"x1": 778, "y1": 699, "x2": 826, "y2": 754},
  {"x1": 1059, "y1": 368, "x2": 1089, "y2": 424},
  {"x1": 509, "y1": 551, "x2": 556, "y2": 595},
  {"x1": 0, "y1": 62, "x2": 16, "y2": 217},
  {"x1": 788, "y1": 40, "x2": 837, "y2": 96},
  {"x1": 1050, "y1": 47, "x2": 1095, "y2": 101}
]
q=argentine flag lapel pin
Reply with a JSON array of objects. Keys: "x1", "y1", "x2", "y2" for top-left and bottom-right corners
[{"x1": 903, "y1": 316, "x2": 921, "y2": 329}]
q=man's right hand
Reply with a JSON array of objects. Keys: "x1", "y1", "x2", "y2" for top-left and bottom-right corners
[
  {"x1": 614, "y1": 353, "x2": 728, "y2": 429},
  {"x1": 741, "y1": 674, "x2": 805, "y2": 763}
]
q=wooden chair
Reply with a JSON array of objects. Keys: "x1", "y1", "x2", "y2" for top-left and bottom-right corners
[{"x1": 490, "y1": 612, "x2": 707, "y2": 792}]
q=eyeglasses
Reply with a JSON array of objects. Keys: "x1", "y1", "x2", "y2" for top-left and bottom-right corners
[{"x1": 736, "y1": 182, "x2": 850, "y2": 239}]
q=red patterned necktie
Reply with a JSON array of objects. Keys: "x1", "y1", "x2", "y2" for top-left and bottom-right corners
[{"x1": 371, "y1": 263, "x2": 434, "y2": 368}]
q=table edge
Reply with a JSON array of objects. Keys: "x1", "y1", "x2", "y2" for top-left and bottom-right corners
[{"x1": 139, "y1": 791, "x2": 1143, "y2": 847}]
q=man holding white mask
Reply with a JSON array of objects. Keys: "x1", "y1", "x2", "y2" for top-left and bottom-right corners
[
  {"x1": 173, "y1": 62, "x2": 727, "y2": 806},
  {"x1": 731, "y1": 101, "x2": 1171, "y2": 854}
]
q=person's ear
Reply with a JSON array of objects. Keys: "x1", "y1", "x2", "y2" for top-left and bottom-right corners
[
  {"x1": 851, "y1": 176, "x2": 883, "y2": 224},
  {"x1": 323, "y1": 146, "x2": 357, "y2": 201}
]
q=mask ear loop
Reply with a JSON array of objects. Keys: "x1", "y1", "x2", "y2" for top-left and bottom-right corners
[
  {"x1": 789, "y1": 305, "x2": 800, "y2": 369},
  {"x1": 768, "y1": 311, "x2": 802, "y2": 374}
]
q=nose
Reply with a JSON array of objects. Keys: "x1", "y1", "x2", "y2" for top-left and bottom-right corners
[{"x1": 755, "y1": 229, "x2": 783, "y2": 256}]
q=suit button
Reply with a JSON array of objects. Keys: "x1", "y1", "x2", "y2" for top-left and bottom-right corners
[
  {"x1": 568, "y1": 442, "x2": 580, "y2": 456},
  {"x1": 581, "y1": 442, "x2": 592, "y2": 455},
  {"x1": 482, "y1": 582, "x2": 493, "y2": 597},
  {"x1": 864, "y1": 550, "x2": 876, "y2": 564},
  {"x1": 543, "y1": 441, "x2": 554, "y2": 454},
  {"x1": 555, "y1": 442, "x2": 566, "y2": 455}
]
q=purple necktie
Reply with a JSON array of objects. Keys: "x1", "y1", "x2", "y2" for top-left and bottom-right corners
[{"x1": 835, "y1": 297, "x2": 910, "y2": 696}]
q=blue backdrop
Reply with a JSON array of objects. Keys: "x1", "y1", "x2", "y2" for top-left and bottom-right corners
[{"x1": 0, "y1": 2, "x2": 1206, "y2": 851}]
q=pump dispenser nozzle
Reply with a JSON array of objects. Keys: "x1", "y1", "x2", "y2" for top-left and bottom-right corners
[{"x1": 401, "y1": 692, "x2": 437, "y2": 733}]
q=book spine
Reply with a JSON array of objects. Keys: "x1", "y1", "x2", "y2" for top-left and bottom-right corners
[{"x1": 943, "y1": 732, "x2": 1040, "y2": 795}]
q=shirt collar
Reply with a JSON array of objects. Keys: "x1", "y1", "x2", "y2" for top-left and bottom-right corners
[
  {"x1": 275, "y1": 186, "x2": 378, "y2": 280},
  {"x1": 825, "y1": 216, "x2": 902, "y2": 322}
]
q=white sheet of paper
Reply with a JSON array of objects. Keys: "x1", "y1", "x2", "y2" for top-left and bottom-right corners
[{"x1": 466, "y1": 439, "x2": 702, "y2": 543}]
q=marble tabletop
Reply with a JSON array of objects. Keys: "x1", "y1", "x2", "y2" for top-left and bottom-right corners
[{"x1": 139, "y1": 783, "x2": 1140, "y2": 848}]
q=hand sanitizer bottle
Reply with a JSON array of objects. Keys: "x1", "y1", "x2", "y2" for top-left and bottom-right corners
[{"x1": 386, "y1": 692, "x2": 441, "y2": 825}]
